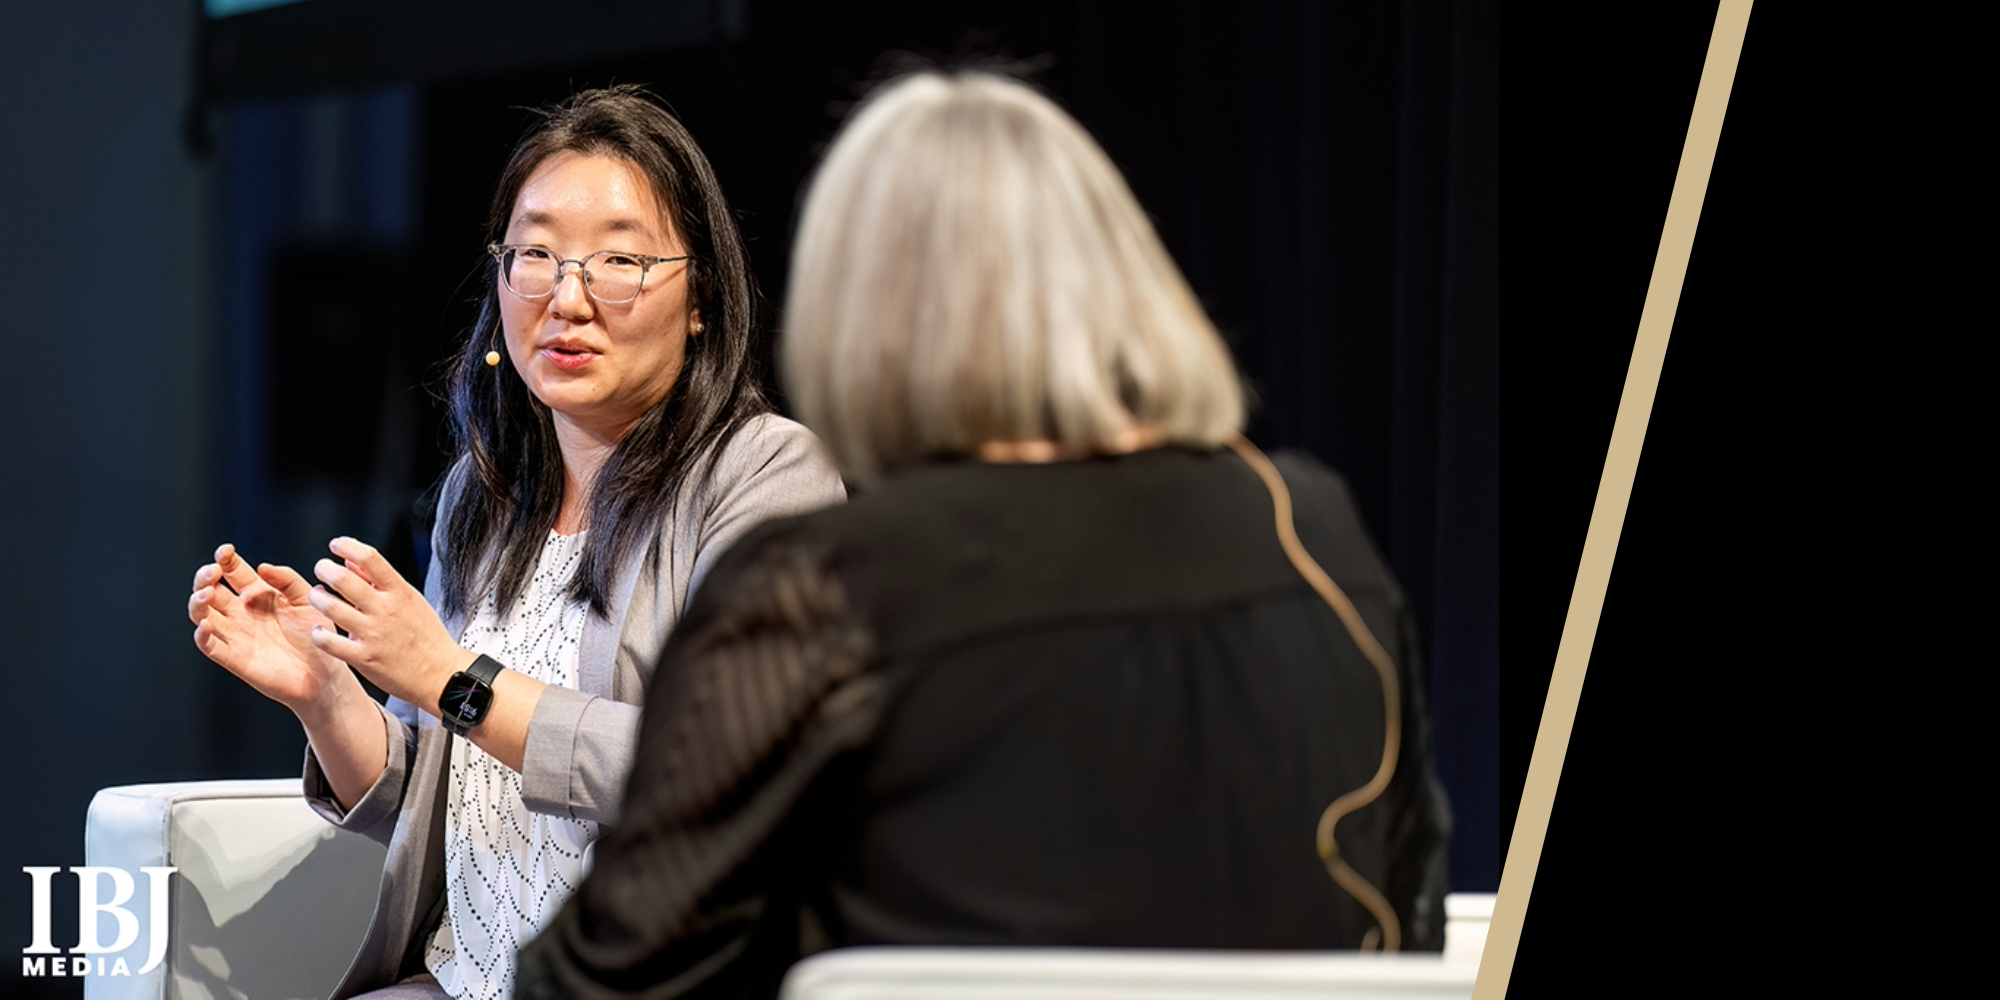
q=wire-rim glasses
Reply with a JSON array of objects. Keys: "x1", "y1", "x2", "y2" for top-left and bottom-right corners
[{"x1": 488, "y1": 244, "x2": 691, "y2": 305}]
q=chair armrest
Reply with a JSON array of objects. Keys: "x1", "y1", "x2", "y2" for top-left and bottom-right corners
[
  {"x1": 778, "y1": 947, "x2": 1478, "y2": 999},
  {"x1": 82, "y1": 778, "x2": 386, "y2": 1000}
]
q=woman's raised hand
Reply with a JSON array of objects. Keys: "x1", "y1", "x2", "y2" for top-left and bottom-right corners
[
  {"x1": 190, "y1": 543, "x2": 349, "y2": 710},
  {"x1": 307, "y1": 537, "x2": 476, "y2": 711}
]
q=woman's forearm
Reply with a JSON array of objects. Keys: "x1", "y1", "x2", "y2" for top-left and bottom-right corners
[
  {"x1": 294, "y1": 668, "x2": 390, "y2": 813},
  {"x1": 463, "y1": 667, "x2": 546, "y2": 774}
]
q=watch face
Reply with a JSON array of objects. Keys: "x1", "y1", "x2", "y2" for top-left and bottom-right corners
[{"x1": 440, "y1": 674, "x2": 495, "y2": 728}]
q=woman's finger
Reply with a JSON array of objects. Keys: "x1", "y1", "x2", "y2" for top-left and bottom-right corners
[
  {"x1": 193, "y1": 616, "x2": 243, "y2": 659},
  {"x1": 306, "y1": 585, "x2": 363, "y2": 633},
  {"x1": 216, "y1": 544, "x2": 262, "y2": 595},
  {"x1": 313, "y1": 558, "x2": 373, "y2": 611},
  {"x1": 189, "y1": 586, "x2": 225, "y2": 625},
  {"x1": 309, "y1": 624, "x2": 365, "y2": 665},
  {"x1": 258, "y1": 562, "x2": 315, "y2": 603},
  {"x1": 198, "y1": 582, "x2": 239, "y2": 616},
  {"x1": 329, "y1": 537, "x2": 402, "y2": 590},
  {"x1": 194, "y1": 621, "x2": 221, "y2": 656}
]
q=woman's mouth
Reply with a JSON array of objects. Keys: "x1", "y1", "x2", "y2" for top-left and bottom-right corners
[{"x1": 542, "y1": 346, "x2": 600, "y2": 371}]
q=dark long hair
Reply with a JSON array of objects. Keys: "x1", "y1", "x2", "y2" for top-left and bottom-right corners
[{"x1": 441, "y1": 86, "x2": 768, "y2": 619}]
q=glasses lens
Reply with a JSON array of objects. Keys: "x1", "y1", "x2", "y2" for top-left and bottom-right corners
[
  {"x1": 503, "y1": 248, "x2": 558, "y2": 297},
  {"x1": 584, "y1": 253, "x2": 647, "y2": 304}
]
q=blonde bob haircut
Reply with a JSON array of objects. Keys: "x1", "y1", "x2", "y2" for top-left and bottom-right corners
[{"x1": 783, "y1": 71, "x2": 1246, "y2": 482}]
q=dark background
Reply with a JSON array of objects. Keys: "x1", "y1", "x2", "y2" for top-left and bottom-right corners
[
  {"x1": 1503, "y1": 3, "x2": 1955, "y2": 988},
  {"x1": 0, "y1": 0, "x2": 1677, "y2": 994}
]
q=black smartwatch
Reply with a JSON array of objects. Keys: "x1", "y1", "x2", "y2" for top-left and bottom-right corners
[{"x1": 438, "y1": 655, "x2": 504, "y2": 737}]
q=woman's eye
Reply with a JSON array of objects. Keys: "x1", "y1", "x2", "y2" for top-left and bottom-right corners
[
  {"x1": 600, "y1": 254, "x2": 641, "y2": 268},
  {"x1": 517, "y1": 247, "x2": 554, "y2": 261}
]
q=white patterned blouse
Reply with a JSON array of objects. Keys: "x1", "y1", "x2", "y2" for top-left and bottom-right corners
[{"x1": 426, "y1": 530, "x2": 598, "y2": 1000}]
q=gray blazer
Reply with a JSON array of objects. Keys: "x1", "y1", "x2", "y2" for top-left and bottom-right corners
[{"x1": 301, "y1": 413, "x2": 845, "y2": 999}]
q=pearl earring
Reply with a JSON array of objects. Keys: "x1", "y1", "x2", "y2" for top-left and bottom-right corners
[{"x1": 485, "y1": 350, "x2": 501, "y2": 367}]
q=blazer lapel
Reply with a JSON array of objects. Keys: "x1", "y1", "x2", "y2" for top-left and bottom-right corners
[{"x1": 579, "y1": 525, "x2": 656, "y2": 699}]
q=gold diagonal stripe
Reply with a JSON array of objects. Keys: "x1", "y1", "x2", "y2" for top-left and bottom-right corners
[{"x1": 1472, "y1": 2, "x2": 1754, "y2": 995}]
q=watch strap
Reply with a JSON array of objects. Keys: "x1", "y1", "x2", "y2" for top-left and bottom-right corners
[
  {"x1": 464, "y1": 654, "x2": 504, "y2": 687},
  {"x1": 440, "y1": 655, "x2": 505, "y2": 737}
]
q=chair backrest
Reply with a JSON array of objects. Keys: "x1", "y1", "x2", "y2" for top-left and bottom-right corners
[
  {"x1": 81, "y1": 778, "x2": 386, "y2": 1000},
  {"x1": 779, "y1": 948, "x2": 1477, "y2": 1000},
  {"x1": 1443, "y1": 892, "x2": 1493, "y2": 966},
  {"x1": 778, "y1": 894, "x2": 1494, "y2": 1000}
]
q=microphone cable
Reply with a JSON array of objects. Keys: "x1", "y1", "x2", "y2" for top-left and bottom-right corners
[{"x1": 1226, "y1": 435, "x2": 1403, "y2": 953}]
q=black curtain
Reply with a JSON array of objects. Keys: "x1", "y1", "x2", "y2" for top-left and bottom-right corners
[{"x1": 1040, "y1": 0, "x2": 1500, "y2": 893}]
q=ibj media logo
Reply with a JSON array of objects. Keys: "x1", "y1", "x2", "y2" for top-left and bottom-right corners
[{"x1": 20, "y1": 866, "x2": 176, "y2": 979}]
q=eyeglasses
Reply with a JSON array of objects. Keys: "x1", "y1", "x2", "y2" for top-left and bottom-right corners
[{"x1": 487, "y1": 244, "x2": 690, "y2": 305}]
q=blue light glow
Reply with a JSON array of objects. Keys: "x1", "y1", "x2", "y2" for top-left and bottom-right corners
[{"x1": 206, "y1": 0, "x2": 311, "y2": 18}]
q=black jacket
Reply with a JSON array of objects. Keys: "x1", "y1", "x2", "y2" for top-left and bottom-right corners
[{"x1": 517, "y1": 446, "x2": 1453, "y2": 999}]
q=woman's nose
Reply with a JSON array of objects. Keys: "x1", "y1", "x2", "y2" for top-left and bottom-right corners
[{"x1": 550, "y1": 266, "x2": 596, "y2": 321}]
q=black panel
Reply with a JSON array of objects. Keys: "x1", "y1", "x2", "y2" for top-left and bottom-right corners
[
  {"x1": 202, "y1": 0, "x2": 734, "y2": 100},
  {"x1": 1507, "y1": 3, "x2": 1852, "y2": 989},
  {"x1": 1499, "y1": 3, "x2": 1717, "y2": 862}
]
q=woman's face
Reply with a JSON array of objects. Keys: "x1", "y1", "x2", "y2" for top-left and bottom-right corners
[{"x1": 499, "y1": 151, "x2": 696, "y2": 442}]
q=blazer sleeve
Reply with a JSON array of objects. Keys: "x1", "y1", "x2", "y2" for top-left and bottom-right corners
[
  {"x1": 301, "y1": 702, "x2": 420, "y2": 847},
  {"x1": 517, "y1": 415, "x2": 847, "y2": 827}
]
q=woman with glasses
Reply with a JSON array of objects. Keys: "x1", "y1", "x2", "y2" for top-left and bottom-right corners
[
  {"x1": 187, "y1": 86, "x2": 843, "y2": 1000},
  {"x1": 514, "y1": 71, "x2": 1450, "y2": 999}
]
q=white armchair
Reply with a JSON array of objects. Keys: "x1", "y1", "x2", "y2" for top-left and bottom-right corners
[{"x1": 83, "y1": 779, "x2": 385, "y2": 1000}]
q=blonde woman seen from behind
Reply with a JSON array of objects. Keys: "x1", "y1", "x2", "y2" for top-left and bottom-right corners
[{"x1": 517, "y1": 71, "x2": 1450, "y2": 1000}]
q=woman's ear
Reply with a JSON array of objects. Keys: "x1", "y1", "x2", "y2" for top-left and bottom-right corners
[{"x1": 690, "y1": 310, "x2": 704, "y2": 336}]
